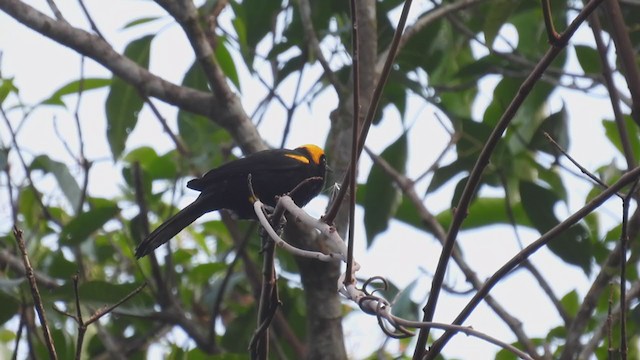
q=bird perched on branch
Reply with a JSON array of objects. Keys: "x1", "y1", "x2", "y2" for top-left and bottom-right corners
[{"x1": 135, "y1": 144, "x2": 327, "y2": 258}]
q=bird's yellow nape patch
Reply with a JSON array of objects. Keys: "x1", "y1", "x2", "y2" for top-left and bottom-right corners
[
  {"x1": 285, "y1": 154, "x2": 310, "y2": 164},
  {"x1": 297, "y1": 144, "x2": 325, "y2": 165}
]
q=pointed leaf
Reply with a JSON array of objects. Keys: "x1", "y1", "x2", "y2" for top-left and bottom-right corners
[
  {"x1": 433, "y1": 196, "x2": 531, "y2": 231},
  {"x1": 216, "y1": 39, "x2": 240, "y2": 90},
  {"x1": 122, "y1": 16, "x2": 161, "y2": 29},
  {"x1": 59, "y1": 199, "x2": 120, "y2": 246},
  {"x1": 42, "y1": 78, "x2": 111, "y2": 106},
  {"x1": 30, "y1": 155, "x2": 82, "y2": 212},
  {"x1": 530, "y1": 105, "x2": 569, "y2": 159},
  {"x1": 574, "y1": 45, "x2": 601, "y2": 75},
  {"x1": 364, "y1": 134, "x2": 408, "y2": 245},
  {"x1": 519, "y1": 181, "x2": 591, "y2": 273},
  {"x1": 0, "y1": 77, "x2": 19, "y2": 105},
  {"x1": 483, "y1": 0, "x2": 518, "y2": 46},
  {"x1": 178, "y1": 62, "x2": 230, "y2": 169},
  {"x1": 0, "y1": 292, "x2": 19, "y2": 325},
  {"x1": 560, "y1": 290, "x2": 580, "y2": 318},
  {"x1": 390, "y1": 279, "x2": 419, "y2": 321},
  {"x1": 603, "y1": 116, "x2": 640, "y2": 158},
  {"x1": 105, "y1": 35, "x2": 153, "y2": 159}
]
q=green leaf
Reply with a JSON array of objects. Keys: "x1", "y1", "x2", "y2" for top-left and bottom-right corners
[
  {"x1": 41, "y1": 252, "x2": 78, "y2": 279},
  {"x1": 603, "y1": 116, "x2": 640, "y2": 158},
  {"x1": 483, "y1": 0, "x2": 518, "y2": 46},
  {"x1": 574, "y1": 45, "x2": 601, "y2": 74},
  {"x1": 530, "y1": 105, "x2": 569, "y2": 159},
  {"x1": 105, "y1": 35, "x2": 153, "y2": 159},
  {"x1": 0, "y1": 292, "x2": 19, "y2": 325},
  {"x1": 30, "y1": 155, "x2": 82, "y2": 212},
  {"x1": 519, "y1": 181, "x2": 560, "y2": 233},
  {"x1": 560, "y1": 290, "x2": 580, "y2": 318},
  {"x1": 433, "y1": 196, "x2": 531, "y2": 231},
  {"x1": 121, "y1": 16, "x2": 161, "y2": 29},
  {"x1": 124, "y1": 147, "x2": 178, "y2": 181},
  {"x1": 0, "y1": 147, "x2": 8, "y2": 171},
  {"x1": 77, "y1": 281, "x2": 152, "y2": 309},
  {"x1": 358, "y1": 183, "x2": 533, "y2": 236},
  {"x1": 0, "y1": 77, "x2": 19, "y2": 105},
  {"x1": 364, "y1": 134, "x2": 408, "y2": 245},
  {"x1": 178, "y1": 62, "x2": 230, "y2": 169},
  {"x1": 189, "y1": 263, "x2": 227, "y2": 284},
  {"x1": 519, "y1": 181, "x2": 592, "y2": 273},
  {"x1": 427, "y1": 117, "x2": 492, "y2": 194},
  {"x1": 59, "y1": 199, "x2": 120, "y2": 246},
  {"x1": 216, "y1": 39, "x2": 240, "y2": 90},
  {"x1": 390, "y1": 279, "x2": 419, "y2": 321},
  {"x1": 18, "y1": 187, "x2": 40, "y2": 229},
  {"x1": 230, "y1": 0, "x2": 282, "y2": 68},
  {"x1": 41, "y1": 78, "x2": 111, "y2": 106}
]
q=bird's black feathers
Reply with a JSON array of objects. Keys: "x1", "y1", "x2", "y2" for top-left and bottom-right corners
[{"x1": 135, "y1": 145, "x2": 326, "y2": 258}]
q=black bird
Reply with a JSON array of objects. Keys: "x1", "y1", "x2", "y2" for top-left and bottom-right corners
[{"x1": 135, "y1": 144, "x2": 327, "y2": 258}]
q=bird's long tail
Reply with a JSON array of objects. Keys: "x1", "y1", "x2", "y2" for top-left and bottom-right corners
[{"x1": 135, "y1": 198, "x2": 211, "y2": 258}]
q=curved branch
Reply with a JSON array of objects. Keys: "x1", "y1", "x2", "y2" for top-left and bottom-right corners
[{"x1": 0, "y1": 0, "x2": 264, "y2": 154}]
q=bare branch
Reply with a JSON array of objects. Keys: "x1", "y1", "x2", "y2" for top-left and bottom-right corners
[
  {"x1": 13, "y1": 226, "x2": 58, "y2": 360},
  {"x1": 602, "y1": 0, "x2": 640, "y2": 126}
]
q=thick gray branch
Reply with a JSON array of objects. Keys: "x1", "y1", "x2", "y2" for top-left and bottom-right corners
[{"x1": 0, "y1": 0, "x2": 264, "y2": 154}]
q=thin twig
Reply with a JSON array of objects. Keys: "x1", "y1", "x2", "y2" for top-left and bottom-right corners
[
  {"x1": 250, "y1": 212, "x2": 278, "y2": 359},
  {"x1": 13, "y1": 226, "x2": 58, "y2": 360},
  {"x1": 541, "y1": 0, "x2": 561, "y2": 44},
  {"x1": 324, "y1": 0, "x2": 414, "y2": 223},
  {"x1": 72, "y1": 275, "x2": 84, "y2": 360},
  {"x1": 143, "y1": 96, "x2": 189, "y2": 156},
  {"x1": 209, "y1": 220, "x2": 254, "y2": 345},
  {"x1": 0, "y1": 106, "x2": 56, "y2": 224},
  {"x1": 602, "y1": 0, "x2": 640, "y2": 126},
  {"x1": 0, "y1": 250, "x2": 60, "y2": 289},
  {"x1": 618, "y1": 182, "x2": 637, "y2": 360},
  {"x1": 45, "y1": 0, "x2": 66, "y2": 22},
  {"x1": 295, "y1": 0, "x2": 345, "y2": 94},
  {"x1": 11, "y1": 305, "x2": 27, "y2": 360},
  {"x1": 77, "y1": 0, "x2": 105, "y2": 40},
  {"x1": 544, "y1": 132, "x2": 621, "y2": 196},
  {"x1": 579, "y1": 282, "x2": 640, "y2": 359},
  {"x1": 499, "y1": 172, "x2": 571, "y2": 328},
  {"x1": 220, "y1": 212, "x2": 307, "y2": 358},
  {"x1": 344, "y1": 0, "x2": 360, "y2": 287},
  {"x1": 85, "y1": 282, "x2": 147, "y2": 327},
  {"x1": 588, "y1": 11, "x2": 636, "y2": 169}
]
